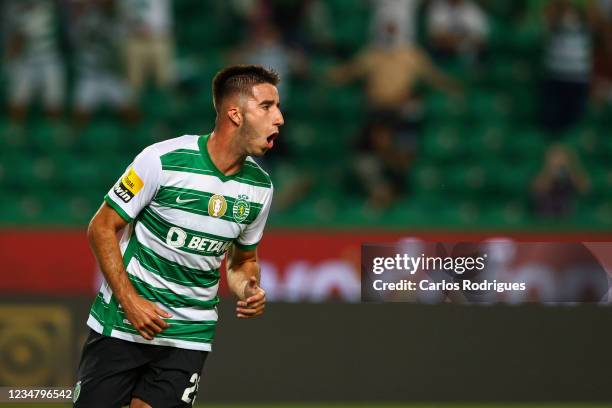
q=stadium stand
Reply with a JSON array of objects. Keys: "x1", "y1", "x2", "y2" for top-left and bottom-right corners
[{"x1": 0, "y1": 0, "x2": 610, "y2": 229}]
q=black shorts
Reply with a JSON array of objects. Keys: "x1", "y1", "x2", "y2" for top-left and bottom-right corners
[{"x1": 74, "y1": 330, "x2": 208, "y2": 408}]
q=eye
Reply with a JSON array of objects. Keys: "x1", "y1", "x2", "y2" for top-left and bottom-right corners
[{"x1": 262, "y1": 105, "x2": 270, "y2": 111}]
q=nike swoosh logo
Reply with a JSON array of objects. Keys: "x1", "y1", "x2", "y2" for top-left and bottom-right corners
[{"x1": 176, "y1": 196, "x2": 199, "y2": 204}]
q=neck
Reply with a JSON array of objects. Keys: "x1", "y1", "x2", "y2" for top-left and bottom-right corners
[{"x1": 207, "y1": 125, "x2": 246, "y2": 176}]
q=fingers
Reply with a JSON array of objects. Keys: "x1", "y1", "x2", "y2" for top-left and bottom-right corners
[
  {"x1": 236, "y1": 297, "x2": 266, "y2": 318},
  {"x1": 150, "y1": 315, "x2": 169, "y2": 331},
  {"x1": 245, "y1": 289, "x2": 266, "y2": 304},
  {"x1": 133, "y1": 316, "x2": 166, "y2": 340},
  {"x1": 135, "y1": 321, "x2": 156, "y2": 340},
  {"x1": 155, "y1": 306, "x2": 173, "y2": 319},
  {"x1": 237, "y1": 308, "x2": 264, "y2": 318},
  {"x1": 129, "y1": 304, "x2": 171, "y2": 340},
  {"x1": 236, "y1": 304, "x2": 264, "y2": 315},
  {"x1": 236, "y1": 310, "x2": 264, "y2": 318},
  {"x1": 238, "y1": 289, "x2": 266, "y2": 309},
  {"x1": 240, "y1": 298, "x2": 265, "y2": 310},
  {"x1": 237, "y1": 295, "x2": 262, "y2": 307},
  {"x1": 138, "y1": 329, "x2": 153, "y2": 341}
]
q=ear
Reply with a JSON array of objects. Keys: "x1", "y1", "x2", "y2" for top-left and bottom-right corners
[{"x1": 227, "y1": 106, "x2": 242, "y2": 127}]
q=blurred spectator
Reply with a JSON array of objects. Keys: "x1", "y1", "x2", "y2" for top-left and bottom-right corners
[
  {"x1": 329, "y1": 22, "x2": 461, "y2": 209},
  {"x1": 229, "y1": 0, "x2": 270, "y2": 37},
  {"x1": 371, "y1": 0, "x2": 421, "y2": 46},
  {"x1": 531, "y1": 144, "x2": 590, "y2": 219},
  {"x1": 591, "y1": 0, "x2": 612, "y2": 105},
  {"x1": 69, "y1": 0, "x2": 136, "y2": 126},
  {"x1": 268, "y1": 0, "x2": 309, "y2": 47},
  {"x1": 540, "y1": 0, "x2": 594, "y2": 134},
  {"x1": 3, "y1": 0, "x2": 65, "y2": 123},
  {"x1": 231, "y1": 0, "x2": 334, "y2": 55},
  {"x1": 426, "y1": 0, "x2": 489, "y2": 63},
  {"x1": 120, "y1": 0, "x2": 175, "y2": 98},
  {"x1": 299, "y1": 0, "x2": 335, "y2": 54},
  {"x1": 231, "y1": 23, "x2": 307, "y2": 102},
  {"x1": 231, "y1": 23, "x2": 312, "y2": 211}
]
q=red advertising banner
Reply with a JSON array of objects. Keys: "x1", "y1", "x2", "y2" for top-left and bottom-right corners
[{"x1": 1, "y1": 229, "x2": 612, "y2": 302}]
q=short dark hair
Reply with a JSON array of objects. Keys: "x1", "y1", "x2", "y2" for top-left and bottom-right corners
[{"x1": 212, "y1": 65, "x2": 280, "y2": 112}]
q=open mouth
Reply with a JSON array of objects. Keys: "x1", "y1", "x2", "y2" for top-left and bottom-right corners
[{"x1": 267, "y1": 132, "x2": 278, "y2": 143}]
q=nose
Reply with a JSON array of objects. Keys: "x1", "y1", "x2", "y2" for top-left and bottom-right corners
[{"x1": 274, "y1": 108, "x2": 284, "y2": 127}]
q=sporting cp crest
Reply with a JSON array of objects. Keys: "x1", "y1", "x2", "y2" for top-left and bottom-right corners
[
  {"x1": 232, "y1": 195, "x2": 251, "y2": 223},
  {"x1": 208, "y1": 194, "x2": 227, "y2": 218}
]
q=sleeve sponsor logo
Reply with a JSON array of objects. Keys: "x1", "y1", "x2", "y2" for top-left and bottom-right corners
[{"x1": 113, "y1": 167, "x2": 144, "y2": 203}]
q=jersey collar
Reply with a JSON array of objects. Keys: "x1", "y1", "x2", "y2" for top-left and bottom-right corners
[{"x1": 198, "y1": 133, "x2": 244, "y2": 182}]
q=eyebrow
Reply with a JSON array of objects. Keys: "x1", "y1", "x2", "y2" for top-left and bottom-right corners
[{"x1": 259, "y1": 99, "x2": 280, "y2": 107}]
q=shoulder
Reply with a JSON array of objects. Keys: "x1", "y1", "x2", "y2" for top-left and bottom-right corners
[
  {"x1": 149, "y1": 134, "x2": 201, "y2": 157},
  {"x1": 241, "y1": 157, "x2": 273, "y2": 190},
  {"x1": 132, "y1": 135, "x2": 200, "y2": 171}
]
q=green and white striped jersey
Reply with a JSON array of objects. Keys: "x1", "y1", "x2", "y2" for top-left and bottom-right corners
[{"x1": 87, "y1": 134, "x2": 273, "y2": 351}]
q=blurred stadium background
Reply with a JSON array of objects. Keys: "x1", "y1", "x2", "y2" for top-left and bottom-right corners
[{"x1": 1, "y1": 0, "x2": 612, "y2": 406}]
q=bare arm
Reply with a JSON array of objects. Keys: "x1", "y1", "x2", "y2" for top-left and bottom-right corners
[
  {"x1": 88, "y1": 202, "x2": 171, "y2": 339},
  {"x1": 328, "y1": 51, "x2": 370, "y2": 85},
  {"x1": 420, "y1": 52, "x2": 463, "y2": 96},
  {"x1": 226, "y1": 245, "x2": 266, "y2": 318}
]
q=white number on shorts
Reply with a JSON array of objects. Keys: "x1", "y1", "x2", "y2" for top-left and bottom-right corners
[{"x1": 181, "y1": 373, "x2": 200, "y2": 404}]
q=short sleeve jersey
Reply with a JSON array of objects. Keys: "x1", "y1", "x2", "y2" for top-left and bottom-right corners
[{"x1": 87, "y1": 134, "x2": 273, "y2": 351}]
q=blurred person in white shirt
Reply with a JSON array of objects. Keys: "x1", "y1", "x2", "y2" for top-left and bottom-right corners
[
  {"x1": 371, "y1": 0, "x2": 421, "y2": 47},
  {"x1": 3, "y1": 0, "x2": 65, "y2": 123},
  {"x1": 70, "y1": 0, "x2": 136, "y2": 126},
  {"x1": 426, "y1": 0, "x2": 489, "y2": 62},
  {"x1": 591, "y1": 0, "x2": 612, "y2": 105},
  {"x1": 121, "y1": 0, "x2": 175, "y2": 98}
]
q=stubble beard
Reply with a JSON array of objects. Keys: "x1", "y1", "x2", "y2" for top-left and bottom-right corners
[{"x1": 239, "y1": 117, "x2": 266, "y2": 157}]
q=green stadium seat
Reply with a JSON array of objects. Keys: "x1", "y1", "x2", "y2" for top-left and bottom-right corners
[
  {"x1": 0, "y1": 189, "x2": 21, "y2": 225},
  {"x1": 447, "y1": 164, "x2": 488, "y2": 195},
  {"x1": 494, "y1": 162, "x2": 536, "y2": 196},
  {"x1": 467, "y1": 90, "x2": 512, "y2": 120},
  {"x1": 77, "y1": 120, "x2": 126, "y2": 153},
  {"x1": 422, "y1": 124, "x2": 464, "y2": 163},
  {"x1": 29, "y1": 120, "x2": 76, "y2": 153},
  {"x1": 12, "y1": 192, "x2": 47, "y2": 224},
  {"x1": 588, "y1": 165, "x2": 612, "y2": 198},
  {"x1": 565, "y1": 126, "x2": 607, "y2": 158},
  {"x1": 55, "y1": 156, "x2": 106, "y2": 190},
  {"x1": 0, "y1": 154, "x2": 41, "y2": 190},
  {"x1": 328, "y1": 0, "x2": 370, "y2": 53},
  {"x1": 426, "y1": 92, "x2": 468, "y2": 120},
  {"x1": 412, "y1": 162, "x2": 442, "y2": 192},
  {"x1": 289, "y1": 120, "x2": 353, "y2": 160},
  {"x1": 501, "y1": 127, "x2": 547, "y2": 159},
  {"x1": 0, "y1": 119, "x2": 28, "y2": 154},
  {"x1": 467, "y1": 124, "x2": 507, "y2": 157},
  {"x1": 594, "y1": 203, "x2": 612, "y2": 226}
]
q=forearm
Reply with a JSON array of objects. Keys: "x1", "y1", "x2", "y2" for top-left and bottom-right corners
[
  {"x1": 328, "y1": 64, "x2": 358, "y2": 84},
  {"x1": 428, "y1": 69, "x2": 460, "y2": 94},
  {"x1": 227, "y1": 260, "x2": 260, "y2": 300},
  {"x1": 87, "y1": 224, "x2": 138, "y2": 306}
]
